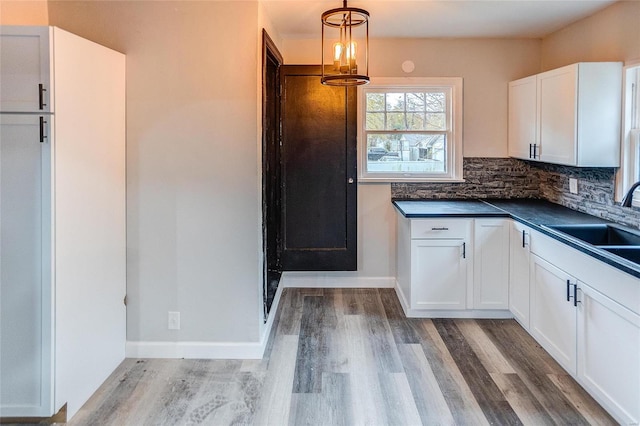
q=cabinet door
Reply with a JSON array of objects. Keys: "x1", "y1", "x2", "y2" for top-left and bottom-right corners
[
  {"x1": 508, "y1": 75, "x2": 537, "y2": 160},
  {"x1": 538, "y1": 65, "x2": 577, "y2": 165},
  {"x1": 0, "y1": 115, "x2": 52, "y2": 416},
  {"x1": 0, "y1": 26, "x2": 51, "y2": 112},
  {"x1": 577, "y1": 283, "x2": 640, "y2": 425},
  {"x1": 473, "y1": 219, "x2": 509, "y2": 310},
  {"x1": 411, "y1": 239, "x2": 467, "y2": 310},
  {"x1": 530, "y1": 254, "x2": 577, "y2": 375},
  {"x1": 509, "y1": 221, "x2": 530, "y2": 328}
]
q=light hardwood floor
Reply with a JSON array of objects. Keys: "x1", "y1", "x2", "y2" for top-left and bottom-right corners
[{"x1": 68, "y1": 288, "x2": 615, "y2": 425}]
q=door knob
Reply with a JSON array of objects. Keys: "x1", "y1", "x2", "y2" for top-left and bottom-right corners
[{"x1": 348, "y1": 178, "x2": 354, "y2": 184}]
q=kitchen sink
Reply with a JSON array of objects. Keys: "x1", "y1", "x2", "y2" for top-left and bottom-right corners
[
  {"x1": 546, "y1": 224, "x2": 640, "y2": 246},
  {"x1": 599, "y1": 246, "x2": 640, "y2": 263}
]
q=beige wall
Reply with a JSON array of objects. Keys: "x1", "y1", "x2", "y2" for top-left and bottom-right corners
[
  {"x1": 0, "y1": 0, "x2": 48, "y2": 25},
  {"x1": 48, "y1": 1, "x2": 262, "y2": 343},
  {"x1": 542, "y1": 0, "x2": 640, "y2": 70}
]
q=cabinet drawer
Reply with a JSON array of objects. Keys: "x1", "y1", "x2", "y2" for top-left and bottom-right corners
[{"x1": 411, "y1": 219, "x2": 471, "y2": 239}]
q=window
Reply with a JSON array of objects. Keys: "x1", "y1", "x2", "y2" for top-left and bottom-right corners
[
  {"x1": 616, "y1": 61, "x2": 640, "y2": 207},
  {"x1": 357, "y1": 77, "x2": 463, "y2": 182}
]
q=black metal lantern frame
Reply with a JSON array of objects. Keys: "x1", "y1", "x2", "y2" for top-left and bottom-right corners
[{"x1": 321, "y1": 0, "x2": 369, "y2": 86}]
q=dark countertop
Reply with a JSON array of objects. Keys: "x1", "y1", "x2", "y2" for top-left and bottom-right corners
[
  {"x1": 393, "y1": 200, "x2": 508, "y2": 218},
  {"x1": 393, "y1": 198, "x2": 640, "y2": 278}
]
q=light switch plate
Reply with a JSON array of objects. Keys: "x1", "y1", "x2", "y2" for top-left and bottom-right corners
[{"x1": 569, "y1": 178, "x2": 578, "y2": 194}]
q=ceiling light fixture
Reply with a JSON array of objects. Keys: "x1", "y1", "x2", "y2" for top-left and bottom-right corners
[{"x1": 321, "y1": 0, "x2": 369, "y2": 86}]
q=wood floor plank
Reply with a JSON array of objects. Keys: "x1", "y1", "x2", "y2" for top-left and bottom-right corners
[
  {"x1": 479, "y1": 319, "x2": 592, "y2": 424},
  {"x1": 547, "y1": 374, "x2": 617, "y2": 426},
  {"x1": 417, "y1": 320, "x2": 491, "y2": 425},
  {"x1": 379, "y1": 288, "x2": 421, "y2": 345},
  {"x1": 378, "y1": 371, "x2": 424, "y2": 425},
  {"x1": 360, "y1": 289, "x2": 404, "y2": 373},
  {"x1": 433, "y1": 319, "x2": 523, "y2": 426},
  {"x1": 292, "y1": 294, "x2": 337, "y2": 393},
  {"x1": 456, "y1": 319, "x2": 516, "y2": 374},
  {"x1": 490, "y1": 373, "x2": 556, "y2": 426},
  {"x1": 397, "y1": 343, "x2": 456, "y2": 425},
  {"x1": 252, "y1": 334, "x2": 299, "y2": 425},
  {"x1": 343, "y1": 314, "x2": 387, "y2": 424}
]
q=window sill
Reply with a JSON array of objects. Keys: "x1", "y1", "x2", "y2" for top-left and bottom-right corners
[{"x1": 358, "y1": 177, "x2": 465, "y2": 184}]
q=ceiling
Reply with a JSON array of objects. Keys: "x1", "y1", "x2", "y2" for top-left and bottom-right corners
[{"x1": 262, "y1": 0, "x2": 618, "y2": 39}]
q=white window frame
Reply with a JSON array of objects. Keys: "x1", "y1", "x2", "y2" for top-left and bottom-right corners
[
  {"x1": 357, "y1": 77, "x2": 463, "y2": 182},
  {"x1": 615, "y1": 60, "x2": 640, "y2": 207}
]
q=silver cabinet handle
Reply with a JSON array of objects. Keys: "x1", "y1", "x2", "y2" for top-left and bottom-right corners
[
  {"x1": 431, "y1": 227, "x2": 449, "y2": 231},
  {"x1": 348, "y1": 178, "x2": 354, "y2": 184}
]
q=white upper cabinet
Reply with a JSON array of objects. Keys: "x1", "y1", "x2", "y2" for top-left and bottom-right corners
[
  {"x1": 508, "y1": 76, "x2": 537, "y2": 160},
  {"x1": 0, "y1": 26, "x2": 52, "y2": 113},
  {"x1": 509, "y1": 62, "x2": 622, "y2": 167}
]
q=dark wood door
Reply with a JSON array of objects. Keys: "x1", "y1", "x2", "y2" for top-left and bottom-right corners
[{"x1": 280, "y1": 65, "x2": 357, "y2": 271}]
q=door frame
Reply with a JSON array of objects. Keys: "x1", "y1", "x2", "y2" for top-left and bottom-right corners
[{"x1": 261, "y1": 30, "x2": 283, "y2": 321}]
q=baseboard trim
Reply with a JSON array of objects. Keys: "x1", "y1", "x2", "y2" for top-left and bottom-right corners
[
  {"x1": 281, "y1": 273, "x2": 395, "y2": 288},
  {"x1": 125, "y1": 285, "x2": 284, "y2": 360}
]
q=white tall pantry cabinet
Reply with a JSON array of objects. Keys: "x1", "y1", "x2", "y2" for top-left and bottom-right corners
[{"x1": 0, "y1": 26, "x2": 126, "y2": 420}]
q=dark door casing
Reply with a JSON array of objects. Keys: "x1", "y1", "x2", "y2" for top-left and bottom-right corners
[
  {"x1": 262, "y1": 31, "x2": 283, "y2": 318},
  {"x1": 280, "y1": 65, "x2": 357, "y2": 271}
]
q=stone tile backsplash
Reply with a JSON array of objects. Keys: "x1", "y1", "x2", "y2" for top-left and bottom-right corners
[
  {"x1": 533, "y1": 161, "x2": 640, "y2": 229},
  {"x1": 391, "y1": 157, "x2": 640, "y2": 229},
  {"x1": 391, "y1": 158, "x2": 539, "y2": 200}
]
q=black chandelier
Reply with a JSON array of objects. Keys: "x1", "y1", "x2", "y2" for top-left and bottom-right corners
[{"x1": 321, "y1": 0, "x2": 370, "y2": 86}]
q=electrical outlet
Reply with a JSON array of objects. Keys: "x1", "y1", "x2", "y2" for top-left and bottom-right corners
[
  {"x1": 168, "y1": 311, "x2": 180, "y2": 330},
  {"x1": 569, "y1": 178, "x2": 578, "y2": 195}
]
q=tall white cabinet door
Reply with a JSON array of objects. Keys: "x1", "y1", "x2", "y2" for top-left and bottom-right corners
[
  {"x1": 537, "y1": 65, "x2": 577, "y2": 165},
  {"x1": 52, "y1": 28, "x2": 126, "y2": 419},
  {"x1": 530, "y1": 254, "x2": 577, "y2": 375},
  {"x1": 509, "y1": 221, "x2": 530, "y2": 329},
  {"x1": 411, "y1": 239, "x2": 467, "y2": 310},
  {"x1": 577, "y1": 284, "x2": 640, "y2": 425},
  {"x1": 473, "y1": 219, "x2": 509, "y2": 310},
  {"x1": 0, "y1": 114, "x2": 52, "y2": 416},
  {"x1": 508, "y1": 75, "x2": 537, "y2": 160},
  {"x1": 0, "y1": 26, "x2": 51, "y2": 112}
]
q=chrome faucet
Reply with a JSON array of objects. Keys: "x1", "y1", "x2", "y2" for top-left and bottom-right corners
[{"x1": 621, "y1": 181, "x2": 640, "y2": 207}]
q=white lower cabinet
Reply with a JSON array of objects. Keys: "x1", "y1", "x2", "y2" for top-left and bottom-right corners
[
  {"x1": 577, "y1": 283, "x2": 640, "y2": 425},
  {"x1": 529, "y1": 254, "x2": 577, "y2": 375},
  {"x1": 411, "y1": 239, "x2": 468, "y2": 310},
  {"x1": 473, "y1": 219, "x2": 510, "y2": 310},
  {"x1": 395, "y1": 215, "x2": 512, "y2": 317},
  {"x1": 509, "y1": 221, "x2": 531, "y2": 329},
  {"x1": 529, "y1": 228, "x2": 640, "y2": 424}
]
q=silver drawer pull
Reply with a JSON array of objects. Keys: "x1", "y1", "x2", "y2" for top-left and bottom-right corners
[{"x1": 431, "y1": 227, "x2": 449, "y2": 231}]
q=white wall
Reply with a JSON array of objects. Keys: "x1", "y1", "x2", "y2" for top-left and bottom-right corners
[
  {"x1": 281, "y1": 37, "x2": 541, "y2": 284},
  {"x1": 49, "y1": 1, "x2": 263, "y2": 346}
]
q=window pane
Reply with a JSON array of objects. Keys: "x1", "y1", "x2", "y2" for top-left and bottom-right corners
[
  {"x1": 386, "y1": 112, "x2": 405, "y2": 130},
  {"x1": 426, "y1": 92, "x2": 446, "y2": 112},
  {"x1": 406, "y1": 93, "x2": 425, "y2": 111},
  {"x1": 386, "y1": 93, "x2": 405, "y2": 111},
  {"x1": 406, "y1": 112, "x2": 425, "y2": 130},
  {"x1": 366, "y1": 133, "x2": 447, "y2": 173},
  {"x1": 366, "y1": 93, "x2": 385, "y2": 112},
  {"x1": 366, "y1": 112, "x2": 384, "y2": 130},
  {"x1": 426, "y1": 113, "x2": 446, "y2": 130}
]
